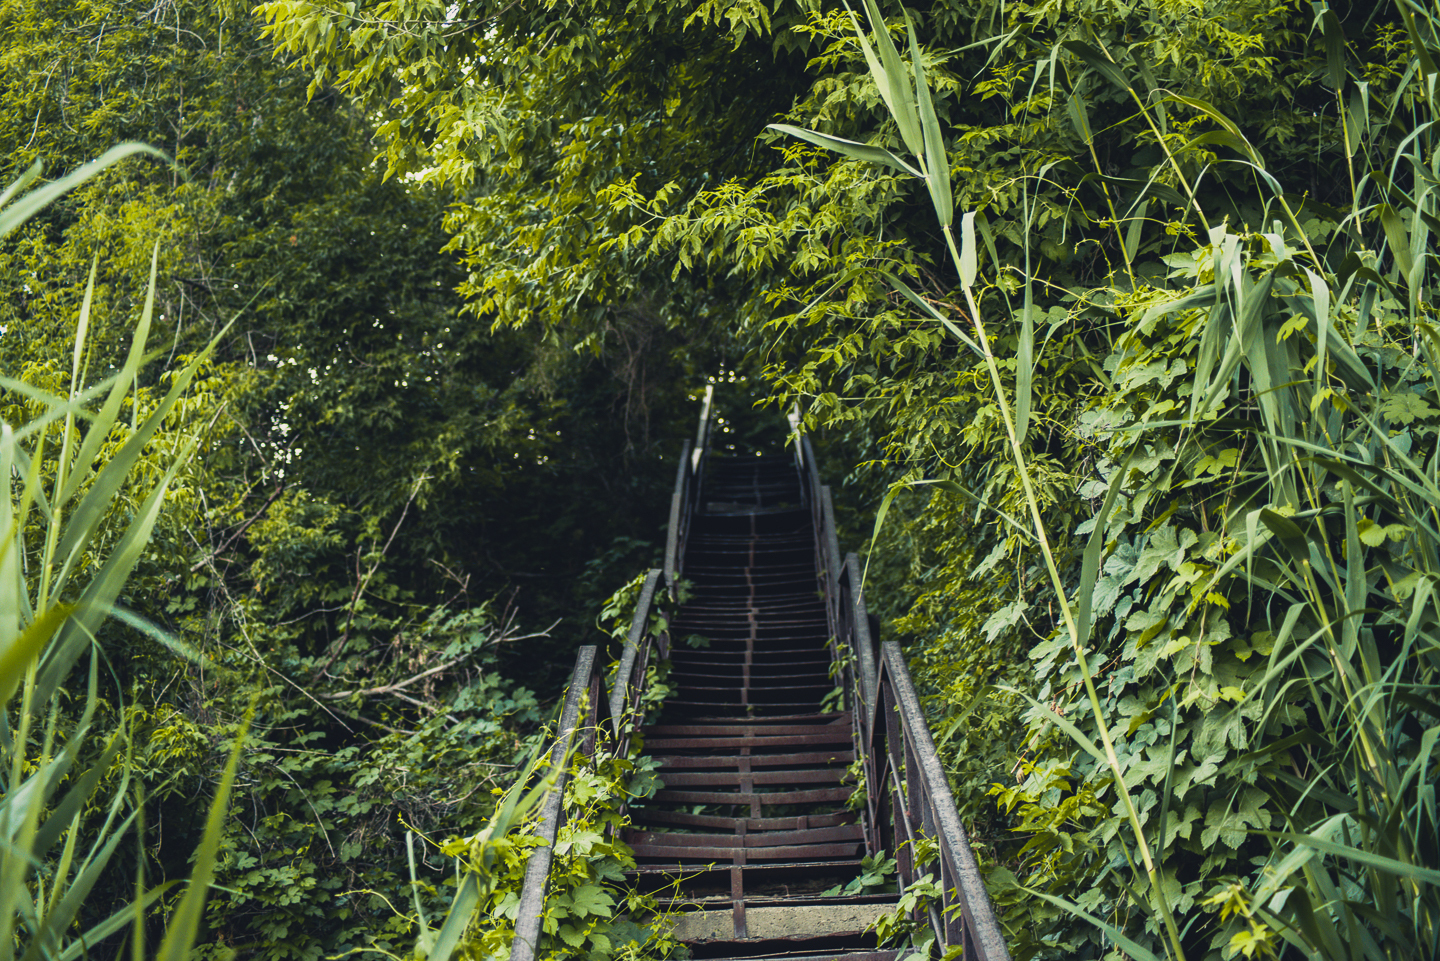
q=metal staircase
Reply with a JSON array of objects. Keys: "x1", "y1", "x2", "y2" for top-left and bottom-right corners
[{"x1": 509, "y1": 392, "x2": 1010, "y2": 961}]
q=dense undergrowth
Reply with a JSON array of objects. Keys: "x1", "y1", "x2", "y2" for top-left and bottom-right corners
[{"x1": 6, "y1": 0, "x2": 1440, "y2": 959}]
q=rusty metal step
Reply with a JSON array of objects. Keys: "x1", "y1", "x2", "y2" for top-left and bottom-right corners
[
  {"x1": 645, "y1": 731, "x2": 852, "y2": 750},
  {"x1": 656, "y1": 769, "x2": 849, "y2": 787},
  {"x1": 629, "y1": 824, "x2": 863, "y2": 848},
  {"x1": 655, "y1": 750, "x2": 853, "y2": 768},
  {"x1": 652, "y1": 787, "x2": 852, "y2": 806}
]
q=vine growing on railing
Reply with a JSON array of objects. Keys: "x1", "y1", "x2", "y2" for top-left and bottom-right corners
[
  {"x1": 437, "y1": 735, "x2": 678, "y2": 961},
  {"x1": 429, "y1": 571, "x2": 685, "y2": 961}
]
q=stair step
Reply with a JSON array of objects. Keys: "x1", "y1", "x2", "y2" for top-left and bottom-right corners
[
  {"x1": 701, "y1": 952, "x2": 897, "y2": 961},
  {"x1": 652, "y1": 786, "x2": 853, "y2": 805},
  {"x1": 656, "y1": 750, "x2": 853, "y2": 769},
  {"x1": 629, "y1": 811, "x2": 856, "y2": 831},
  {"x1": 669, "y1": 899, "x2": 895, "y2": 944},
  {"x1": 656, "y1": 768, "x2": 848, "y2": 787},
  {"x1": 630, "y1": 841, "x2": 863, "y2": 861},
  {"x1": 628, "y1": 824, "x2": 863, "y2": 848},
  {"x1": 648, "y1": 720, "x2": 846, "y2": 736}
]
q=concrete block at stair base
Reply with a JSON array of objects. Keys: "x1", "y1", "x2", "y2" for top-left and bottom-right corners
[{"x1": 669, "y1": 903, "x2": 891, "y2": 941}]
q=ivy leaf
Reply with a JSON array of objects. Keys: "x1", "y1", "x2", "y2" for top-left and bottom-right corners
[
  {"x1": 558, "y1": 923, "x2": 587, "y2": 948},
  {"x1": 565, "y1": 884, "x2": 615, "y2": 919}
]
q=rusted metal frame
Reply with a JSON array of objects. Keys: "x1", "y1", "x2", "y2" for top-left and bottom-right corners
[
  {"x1": 607, "y1": 568, "x2": 662, "y2": 739},
  {"x1": 510, "y1": 645, "x2": 600, "y2": 961},
  {"x1": 881, "y1": 642, "x2": 1012, "y2": 961},
  {"x1": 664, "y1": 440, "x2": 692, "y2": 596}
]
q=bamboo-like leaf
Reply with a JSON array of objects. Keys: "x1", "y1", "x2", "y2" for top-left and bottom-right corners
[
  {"x1": 1061, "y1": 40, "x2": 1134, "y2": 95},
  {"x1": 38, "y1": 436, "x2": 199, "y2": 704},
  {"x1": 998, "y1": 686, "x2": 1105, "y2": 764},
  {"x1": 959, "y1": 211, "x2": 977, "y2": 289},
  {"x1": 55, "y1": 884, "x2": 174, "y2": 961},
  {"x1": 1067, "y1": 92, "x2": 1093, "y2": 144},
  {"x1": 849, "y1": 0, "x2": 924, "y2": 162},
  {"x1": 0, "y1": 160, "x2": 42, "y2": 211},
  {"x1": 1379, "y1": 203, "x2": 1415, "y2": 281},
  {"x1": 1124, "y1": 199, "x2": 1149, "y2": 263},
  {"x1": 152, "y1": 709, "x2": 251, "y2": 961},
  {"x1": 1266, "y1": 830, "x2": 1440, "y2": 884},
  {"x1": 19, "y1": 809, "x2": 141, "y2": 961},
  {"x1": 765, "y1": 124, "x2": 922, "y2": 177},
  {"x1": 1074, "y1": 457, "x2": 1131, "y2": 648},
  {"x1": 1019, "y1": 887, "x2": 1163, "y2": 961},
  {"x1": 1180, "y1": 129, "x2": 1261, "y2": 164},
  {"x1": 108, "y1": 608, "x2": 208, "y2": 666},
  {"x1": 905, "y1": 12, "x2": 951, "y2": 226},
  {"x1": 428, "y1": 874, "x2": 480, "y2": 961},
  {"x1": 0, "y1": 144, "x2": 168, "y2": 239},
  {"x1": 0, "y1": 605, "x2": 72, "y2": 705},
  {"x1": 1319, "y1": 8, "x2": 1348, "y2": 92},
  {"x1": 56, "y1": 243, "x2": 162, "y2": 510},
  {"x1": 879, "y1": 269, "x2": 980, "y2": 354}
]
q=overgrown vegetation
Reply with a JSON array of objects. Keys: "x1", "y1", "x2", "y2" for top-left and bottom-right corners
[{"x1": 6, "y1": 0, "x2": 1440, "y2": 958}]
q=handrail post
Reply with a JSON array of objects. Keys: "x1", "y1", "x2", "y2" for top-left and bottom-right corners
[
  {"x1": 819, "y1": 485, "x2": 842, "y2": 639},
  {"x1": 510, "y1": 645, "x2": 599, "y2": 961}
]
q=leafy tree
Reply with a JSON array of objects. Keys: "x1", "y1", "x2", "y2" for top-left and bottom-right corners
[{"x1": 260, "y1": 0, "x2": 1439, "y2": 957}]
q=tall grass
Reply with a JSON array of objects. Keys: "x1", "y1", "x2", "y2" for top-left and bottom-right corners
[
  {"x1": 0, "y1": 148, "x2": 246, "y2": 961},
  {"x1": 775, "y1": 1, "x2": 1440, "y2": 958}
]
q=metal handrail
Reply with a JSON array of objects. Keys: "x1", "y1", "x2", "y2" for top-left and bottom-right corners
[
  {"x1": 877, "y1": 643, "x2": 1011, "y2": 961},
  {"x1": 664, "y1": 386, "x2": 715, "y2": 599},
  {"x1": 663, "y1": 442, "x2": 691, "y2": 595},
  {"x1": 514, "y1": 406, "x2": 1008, "y2": 961},
  {"x1": 795, "y1": 436, "x2": 1011, "y2": 961},
  {"x1": 510, "y1": 645, "x2": 600, "y2": 961},
  {"x1": 509, "y1": 568, "x2": 666, "y2": 961}
]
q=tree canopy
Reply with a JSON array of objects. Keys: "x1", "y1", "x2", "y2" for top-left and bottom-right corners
[{"x1": 5, "y1": 0, "x2": 1439, "y2": 957}]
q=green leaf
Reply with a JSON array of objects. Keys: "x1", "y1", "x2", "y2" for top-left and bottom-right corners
[
  {"x1": 959, "y1": 211, "x2": 977, "y2": 289},
  {"x1": 905, "y1": 12, "x2": 951, "y2": 226},
  {"x1": 0, "y1": 144, "x2": 169, "y2": 239},
  {"x1": 878, "y1": 269, "x2": 980, "y2": 354},
  {"x1": 847, "y1": 0, "x2": 924, "y2": 161},
  {"x1": 1061, "y1": 40, "x2": 1134, "y2": 95},
  {"x1": 766, "y1": 124, "x2": 922, "y2": 178}
]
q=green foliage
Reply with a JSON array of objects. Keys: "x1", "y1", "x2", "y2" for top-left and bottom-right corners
[
  {"x1": 37, "y1": 0, "x2": 1440, "y2": 959},
  {"x1": 439, "y1": 741, "x2": 678, "y2": 961},
  {"x1": 0, "y1": 154, "x2": 243, "y2": 961}
]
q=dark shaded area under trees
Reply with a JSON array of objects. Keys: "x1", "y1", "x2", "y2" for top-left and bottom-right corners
[{"x1": 4, "y1": 0, "x2": 1439, "y2": 957}]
